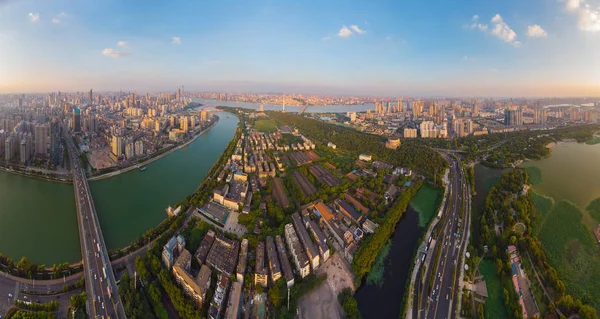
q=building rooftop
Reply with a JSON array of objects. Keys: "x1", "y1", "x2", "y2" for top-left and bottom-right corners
[
  {"x1": 335, "y1": 199, "x2": 362, "y2": 222},
  {"x1": 206, "y1": 233, "x2": 240, "y2": 275},
  {"x1": 284, "y1": 223, "x2": 310, "y2": 268},
  {"x1": 308, "y1": 219, "x2": 328, "y2": 254},
  {"x1": 255, "y1": 241, "x2": 268, "y2": 276},
  {"x1": 266, "y1": 236, "x2": 282, "y2": 278},
  {"x1": 198, "y1": 202, "x2": 230, "y2": 225},
  {"x1": 291, "y1": 213, "x2": 319, "y2": 261},
  {"x1": 314, "y1": 202, "x2": 335, "y2": 221},
  {"x1": 225, "y1": 281, "x2": 243, "y2": 319},
  {"x1": 275, "y1": 235, "x2": 294, "y2": 284},
  {"x1": 195, "y1": 230, "x2": 215, "y2": 264},
  {"x1": 236, "y1": 238, "x2": 248, "y2": 278}
]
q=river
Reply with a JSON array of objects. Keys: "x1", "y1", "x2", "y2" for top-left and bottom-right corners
[
  {"x1": 0, "y1": 112, "x2": 238, "y2": 265},
  {"x1": 194, "y1": 98, "x2": 374, "y2": 113}
]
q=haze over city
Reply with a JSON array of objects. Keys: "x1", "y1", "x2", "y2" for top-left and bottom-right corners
[{"x1": 1, "y1": 0, "x2": 599, "y2": 97}]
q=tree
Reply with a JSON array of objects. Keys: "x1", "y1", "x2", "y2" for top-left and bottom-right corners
[{"x1": 477, "y1": 303, "x2": 485, "y2": 319}]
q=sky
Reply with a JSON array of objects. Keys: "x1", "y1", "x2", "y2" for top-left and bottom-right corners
[{"x1": 0, "y1": 0, "x2": 599, "y2": 97}]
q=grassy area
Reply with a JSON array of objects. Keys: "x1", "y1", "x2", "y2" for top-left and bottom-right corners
[
  {"x1": 537, "y1": 200, "x2": 600, "y2": 309},
  {"x1": 585, "y1": 197, "x2": 600, "y2": 224},
  {"x1": 409, "y1": 183, "x2": 443, "y2": 227},
  {"x1": 584, "y1": 137, "x2": 600, "y2": 145},
  {"x1": 254, "y1": 119, "x2": 278, "y2": 133},
  {"x1": 532, "y1": 191, "x2": 554, "y2": 235},
  {"x1": 366, "y1": 240, "x2": 391, "y2": 287},
  {"x1": 524, "y1": 166, "x2": 542, "y2": 185},
  {"x1": 479, "y1": 259, "x2": 509, "y2": 319}
]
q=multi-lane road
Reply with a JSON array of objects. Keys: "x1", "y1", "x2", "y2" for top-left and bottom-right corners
[
  {"x1": 65, "y1": 131, "x2": 126, "y2": 319},
  {"x1": 413, "y1": 156, "x2": 471, "y2": 319}
]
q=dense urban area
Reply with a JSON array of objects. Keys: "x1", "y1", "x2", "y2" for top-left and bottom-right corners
[{"x1": 1, "y1": 91, "x2": 600, "y2": 319}]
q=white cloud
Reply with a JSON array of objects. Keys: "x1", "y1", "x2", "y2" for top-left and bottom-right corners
[
  {"x1": 350, "y1": 24, "x2": 366, "y2": 35},
  {"x1": 469, "y1": 14, "x2": 488, "y2": 31},
  {"x1": 385, "y1": 36, "x2": 393, "y2": 41},
  {"x1": 527, "y1": 24, "x2": 548, "y2": 37},
  {"x1": 117, "y1": 41, "x2": 128, "y2": 47},
  {"x1": 490, "y1": 15, "x2": 517, "y2": 44},
  {"x1": 566, "y1": 0, "x2": 581, "y2": 11},
  {"x1": 565, "y1": 0, "x2": 600, "y2": 32},
  {"x1": 102, "y1": 48, "x2": 129, "y2": 58},
  {"x1": 51, "y1": 12, "x2": 68, "y2": 24},
  {"x1": 578, "y1": 4, "x2": 600, "y2": 31},
  {"x1": 338, "y1": 25, "x2": 353, "y2": 38},
  {"x1": 172, "y1": 36, "x2": 181, "y2": 44},
  {"x1": 322, "y1": 36, "x2": 331, "y2": 41},
  {"x1": 52, "y1": 18, "x2": 60, "y2": 24},
  {"x1": 28, "y1": 13, "x2": 40, "y2": 23},
  {"x1": 469, "y1": 14, "x2": 520, "y2": 46}
]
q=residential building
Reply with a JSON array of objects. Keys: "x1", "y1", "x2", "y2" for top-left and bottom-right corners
[
  {"x1": 266, "y1": 236, "x2": 282, "y2": 283},
  {"x1": 255, "y1": 241, "x2": 268, "y2": 287},
  {"x1": 225, "y1": 281, "x2": 243, "y2": 319},
  {"x1": 292, "y1": 213, "x2": 320, "y2": 270},
  {"x1": 206, "y1": 233, "x2": 239, "y2": 276},
  {"x1": 284, "y1": 224, "x2": 310, "y2": 278},
  {"x1": 236, "y1": 239, "x2": 248, "y2": 284},
  {"x1": 275, "y1": 235, "x2": 295, "y2": 288}
]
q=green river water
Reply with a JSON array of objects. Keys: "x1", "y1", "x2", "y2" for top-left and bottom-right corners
[{"x1": 0, "y1": 112, "x2": 238, "y2": 265}]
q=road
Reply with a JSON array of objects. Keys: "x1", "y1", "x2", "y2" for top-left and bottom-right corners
[
  {"x1": 413, "y1": 156, "x2": 471, "y2": 319},
  {"x1": 65, "y1": 130, "x2": 126, "y2": 319}
]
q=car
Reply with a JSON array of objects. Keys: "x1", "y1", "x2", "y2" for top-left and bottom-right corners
[
  {"x1": 446, "y1": 294, "x2": 449, "y2": 300},
  {"x1": 8, "y1": 294, "x2": 12, "y2": 298}
]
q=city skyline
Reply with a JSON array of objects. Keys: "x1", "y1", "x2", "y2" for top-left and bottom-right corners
[{"x1": 1, "y1": 0, "x2": 599, "y2": 97}]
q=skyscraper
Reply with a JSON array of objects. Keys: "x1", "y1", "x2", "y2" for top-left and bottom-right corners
[
  {"x1": 34, "y1": 123, "x2": 49, "y2": 156},
  {"x1": 89, "y1": 89, "x2": 93, "y2": 105},
  {"x1": 504, "y1": 107, "x2": 523, "y2": 126},
  {"x1": 73, "y1": 108, "x2": 81, "y2": 132}
]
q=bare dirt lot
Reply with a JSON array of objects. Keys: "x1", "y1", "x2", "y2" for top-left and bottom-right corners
[{"x1": 297, "y1": 253, "x2": 355, "y2": 319}]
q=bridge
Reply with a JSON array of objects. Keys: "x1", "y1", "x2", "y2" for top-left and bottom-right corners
[
  {"x1": 198, "y1": 105, "x2": 220, "y2": 112},
  {"x1": 298, "y1": 105, "x2": 309, "y2": 114},
  {"x1": 65, "y1": 128, "x2": 126, "y2": 319}
]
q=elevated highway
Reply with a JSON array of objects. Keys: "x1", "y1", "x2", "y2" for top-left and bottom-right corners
[{"x1": 66, "y1": 130, "x2": 126, "y2": 319}]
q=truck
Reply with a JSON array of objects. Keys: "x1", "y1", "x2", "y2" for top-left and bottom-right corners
[
  {"x1": 102, "y1": 266, "x2": 107, "y2": 279},
  {"x1": 97, "y1": 243, "x2": 101, "y2": 252},
  {"x1": 107, "y1": 286, "x2": 112, "y2": 298}
]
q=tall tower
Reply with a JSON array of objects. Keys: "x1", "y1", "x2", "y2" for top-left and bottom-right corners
[{"x1": 73, "y1": 108, "x2": 81, "y2": 132}]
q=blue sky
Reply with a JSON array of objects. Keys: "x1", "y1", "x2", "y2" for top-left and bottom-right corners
[{"x1": 1, "y1": 0, "x2": 599, "y2": 96}]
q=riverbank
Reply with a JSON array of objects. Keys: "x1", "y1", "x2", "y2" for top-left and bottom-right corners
[
  {"x1": 88, "y1": 116, "x2": 219, "y2": 181},
  {"x1": 0, "y1": 166, "x2": 72, "y2": 184}
]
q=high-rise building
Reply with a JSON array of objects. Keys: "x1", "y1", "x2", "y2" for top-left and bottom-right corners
[
  {"x1": 50, "y1": 120, "x2": 60, "y2": 165},
  {"x1": 4, "y1": 135, "x2": 14, "y2": 161},
  {"x1": 125, "y1": 141, "x2": 135, "y2": 159},
  {"x1": 134, "y1": 139, "x2": 144, "y2": 156},
  {"x1": 404, "y1": 128, "x2": 418, "y2": 138},
  {"x1": 34, "y1": 123, "x2": 49, "y2": 156},
  {"x1": 0, "y1": 130, "x2": 5, "y2": 154},
  {"x1": 397, "y1": 100, "x2": 403, "y2": 112},
  {"x1": 180, "y1": 117, "x2": 189, "y2": 132},
  {"x1": 73, "y1": 108, "x2": 81, "y2": 132},
  {"x1": 88, "y1": 89, "x2": 93, "y2": 105},
  {"x1": 570, "y1": 107, "x2": 581, "y2": 121},
  {"x1": 504, "y1": 107, "x2": 523, "y2": 126},
  {"x1": 453, "y1": 119, "x2": 465, "y2": 138},
  {"x1": 111, "y1": 135, "x2": 125, "y2": 157},
  {"x1": 465, "y1": 119, "x2": 473, "y2": 135},
  {"x1": 533, "y1": 108, "x2": 547, "y2": 124},
  {"x1": 419, "y1": 121, "x2": 436, "y2": 138},
  {"x1": 412, "y1": 101, "x2": 424, "y2": 118}
]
